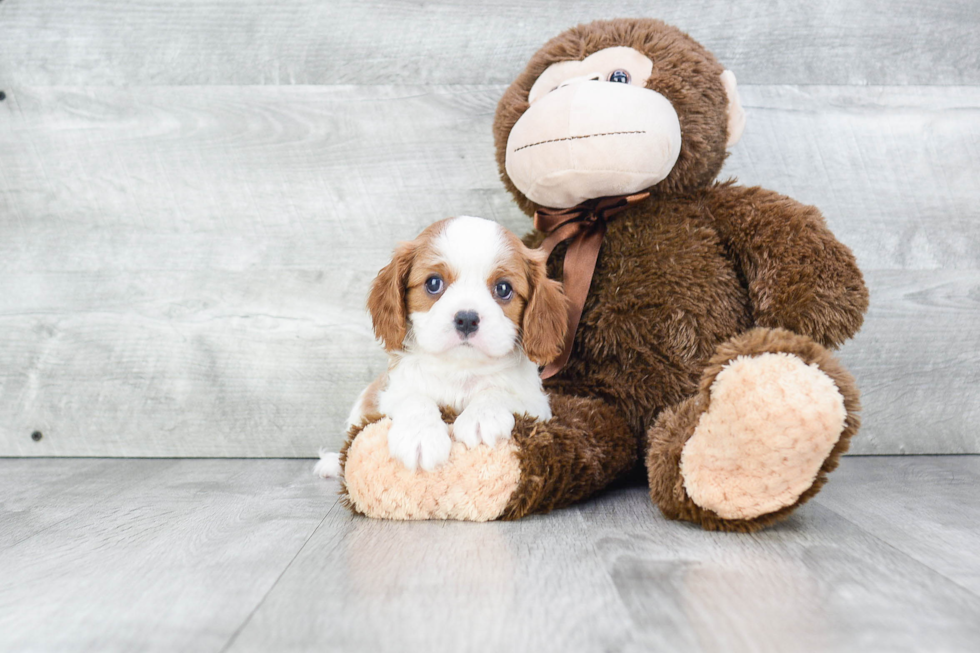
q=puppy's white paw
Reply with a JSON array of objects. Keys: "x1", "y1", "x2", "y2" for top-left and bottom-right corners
[
  {"x1": 387, "y1": 418, "x2": 452, "y2": 472},
  {"x1": 453, "y1": 405, "x2": 516, "y2": 449},
  {"x1": 314, "y1": 451, "x2": 342, "y2": 478}
]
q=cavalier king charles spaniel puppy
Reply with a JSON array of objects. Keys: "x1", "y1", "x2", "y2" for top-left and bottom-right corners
[{"x1": 317, "y1": 216, "x2": 566, "y2": 475}]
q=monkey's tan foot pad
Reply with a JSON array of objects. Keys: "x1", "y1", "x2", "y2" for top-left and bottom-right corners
[
  {"x1": 680, "y1": 353, "x2": 847, "y2": 521},
  {"x1": 341, "y1": 418, "x2": 521, "y2": 521}
]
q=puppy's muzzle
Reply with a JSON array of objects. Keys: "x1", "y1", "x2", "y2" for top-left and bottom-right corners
[{"x1": 454, "y1": 310, "x2": 480, "y2": 337}]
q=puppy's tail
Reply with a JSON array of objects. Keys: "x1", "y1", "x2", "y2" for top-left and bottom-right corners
[{"x1": 314, "y1": 450, "x2": 342, "y2": 479}]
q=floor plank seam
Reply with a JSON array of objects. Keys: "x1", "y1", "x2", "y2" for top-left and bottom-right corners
[
  {"x1": 6, "y1": 510, "x2": 92, "y2": 552},
  {"x1": 218, "y1": 497, "x2": 343, "y2": 653},
  {"x1": 812, "y1": 498, "x2": 980, "y2": 601},
  {"x1": 2, "y1": 460, "x2": 179, "y2": 551}
]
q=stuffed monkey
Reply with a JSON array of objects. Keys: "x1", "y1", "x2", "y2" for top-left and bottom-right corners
[{"x1": 338, "y1": 18, "x2": 868, "y2": 532}]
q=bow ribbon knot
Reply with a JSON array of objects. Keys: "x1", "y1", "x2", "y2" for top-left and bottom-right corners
[{"x1": 533, "y1": 191, "x2": 650, "y2": 379}]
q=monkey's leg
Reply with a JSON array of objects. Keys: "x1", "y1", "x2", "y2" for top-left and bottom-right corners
[
  {"x1": 646, "y1": 327, "x2": 861, "y2": 532},
  {"x1": 339, "y1": 394, "x2": 636, "y2": 521}
]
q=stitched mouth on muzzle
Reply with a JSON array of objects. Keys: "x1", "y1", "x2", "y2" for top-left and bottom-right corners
[{"x1": 512, "y1": 130, "x2": 647, "y2": 153}]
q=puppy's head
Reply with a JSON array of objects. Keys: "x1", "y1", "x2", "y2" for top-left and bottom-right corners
[{"x1": 368, "y1": 216, "x2": 567, "y2": 364}]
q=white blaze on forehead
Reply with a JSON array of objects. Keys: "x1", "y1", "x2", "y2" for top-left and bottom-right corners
[
  {"x1": 434, "y1": 216, "x2": 510, "y2": 279},
  {"x1": 410, "y1": 215, "x2": 519, "y2": 359}
]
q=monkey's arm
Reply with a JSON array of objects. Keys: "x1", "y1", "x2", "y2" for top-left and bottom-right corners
[{"x1": 704, "y1": 183, "x2": 869, "y2": 348}]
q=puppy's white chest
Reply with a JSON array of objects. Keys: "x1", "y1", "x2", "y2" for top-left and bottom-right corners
[
  {"x1": 410, "y1": 364, "x2": 494, "y2": 412},
  {"x1": 382, "y1": 354, "x2": 521, "y2": 413}
]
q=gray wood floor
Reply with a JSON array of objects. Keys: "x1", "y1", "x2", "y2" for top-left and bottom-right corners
[{"x1": 1, "y1": 456, "x2": 978, "y2": 652}]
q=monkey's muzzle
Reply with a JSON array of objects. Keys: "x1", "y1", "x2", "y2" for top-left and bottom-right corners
[{"x1": 506, "y1": 81, "x2": 681, "y2": 209}]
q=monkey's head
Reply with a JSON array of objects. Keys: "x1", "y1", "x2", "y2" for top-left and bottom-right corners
[{"x1": 494, "y1": 19, "x2": 746, "y2": 213}]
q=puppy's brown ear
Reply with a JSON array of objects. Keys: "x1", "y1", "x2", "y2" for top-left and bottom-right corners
[
  {"x1": 522, "y1": 247, "x2": 568, "y2": 366},
  {"x1": 367, "y1": 240, "x2": 415, "y2": 351}
]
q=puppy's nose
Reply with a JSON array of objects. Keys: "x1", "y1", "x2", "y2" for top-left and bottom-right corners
[{"x1": 454, "y1": 310, "x2": 480, "y2": 336}]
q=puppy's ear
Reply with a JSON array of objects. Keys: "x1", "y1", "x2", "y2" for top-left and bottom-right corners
[
  {"x1": 367, "y1": 240, "x2": 415, "y2": 351},
  {"x1": 521, "y1": 247, "x2": 568, "y2": 366}
]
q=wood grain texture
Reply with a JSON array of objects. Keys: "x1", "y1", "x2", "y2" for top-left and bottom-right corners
[
  {"x1": 2, "y1": 457, "x2": 978, "y2": 652},
  {"x1": 0, "y1": 458, "x2": 177, "y2": 547},
  {"x1": 0, "y1": 459, "x2": 333, "y2": 653},
  {"x1": 815, "y1": 456, "x2": 980, "y2": 595},
  {"x1": 1, "y1": 0, "x2": 978, "y2": 86},
  {"x1": 1, "y1": 84, "x2": 978, "y2": 455},
  {"x1": 225, "y1": 458, "x2": 980, "y2": 653},
  {"x1": 3, "y1": 85, "x2": 977, "y2": 272},
  {"x1": 730, "y1": 86, "x2": 980, "y2": 271},
  {"x1": 581, "y1": 491, "x2": 980, "y2": 652},
  {"x1": 842, "y1": 271, "x2": 980, "y2": 455},
  {"x1": 226, "y1": 503, "x2": 637, "y2": 652}
]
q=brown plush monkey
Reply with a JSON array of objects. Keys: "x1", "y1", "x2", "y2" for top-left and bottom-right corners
[{"x1": 338, "y1": 18, "x2": 868, "y2": 532}]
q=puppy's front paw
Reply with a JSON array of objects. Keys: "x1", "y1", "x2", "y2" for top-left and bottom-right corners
[
  {"x1": 453, "y1": 405, "x2": 516, "y2": 449},
  {"x1": 387, "y1": 418, "x2": 452, "y2": 472}
]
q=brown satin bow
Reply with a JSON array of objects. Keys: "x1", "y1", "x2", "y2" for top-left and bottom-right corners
[{"x1": 534, "y1": 191, "x2": 650, "y2": 379}]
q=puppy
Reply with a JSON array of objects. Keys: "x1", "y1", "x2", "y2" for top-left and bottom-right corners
[{"x1": 317, "y1": 216, "x2": 566, "y2": 475}]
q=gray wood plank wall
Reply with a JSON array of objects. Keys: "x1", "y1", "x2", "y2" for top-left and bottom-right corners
[{"x1": 1, "y1": 1, "x2": 977, "y2": 456}]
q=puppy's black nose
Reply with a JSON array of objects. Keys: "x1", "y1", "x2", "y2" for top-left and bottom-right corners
[{"x1": 454, "y1": 310, "x2": 480, "y2": 336}]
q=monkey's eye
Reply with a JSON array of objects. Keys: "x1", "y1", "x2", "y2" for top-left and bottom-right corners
[
  {"x1": 425, "y1": 276, "x2": 444, "y2": 295},
  {"x1": 493, "y1": 281, "x2": 514, "y2": 301},
  {"x1": 608, "y1": 69, "x2": 631, "y2": 84}
]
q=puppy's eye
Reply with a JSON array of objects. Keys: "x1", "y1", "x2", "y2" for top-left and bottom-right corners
[
  {"x1": 608, "y1": 69, "x2": 631, "y2": 84},
  {"x1": 493, "y1": 281, "x2": 513, "y2": 301},
  {"x1": 424, "y1": 276, "x2": 444, "y2": 295}
]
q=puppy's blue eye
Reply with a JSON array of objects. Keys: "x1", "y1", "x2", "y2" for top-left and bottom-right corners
[
  {"x1": 425, "y1": 276, "x2": 444, "y2": 295},
  {"x1": 494, "y1": 281, "x2": 513, "y2": 301},
  {"x1": 608, "y1": 69, "x2": 630, "y2": 84}
]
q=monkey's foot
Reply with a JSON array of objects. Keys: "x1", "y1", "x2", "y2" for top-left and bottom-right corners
[
  {"x1": 648, "y1": 328, "x2": 861, "y2": 532},
  {"x1": 339, "y1": 394, "x2": 636, "y2": 522},
  {"x1": 341, "y1": 418, "x2": 521, "y2": 521},
  {"x1": 680, "y1": 352, "x2": 846, "y2": 520}
]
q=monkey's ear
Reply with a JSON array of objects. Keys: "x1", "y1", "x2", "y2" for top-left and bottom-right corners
[{"x1": 720, "y1": 70, "x2": 746, "y2": 148}]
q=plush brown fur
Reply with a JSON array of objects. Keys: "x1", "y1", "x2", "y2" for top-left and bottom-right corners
[
  {"x1": 646, "y1": 327, "x2": 861, "y2": 532},
  {"x1": 344, "y1": 18, "x2": 869, "y2": 531},
  {"x1": 492, "y1": 19, "x2": 868, "y2": 530},
  {"x1": 501, "y1": 393, "x2": 637, "y2": 519},
  {"x1": 494, "y1": 18, "x2": 732, "y2": 217},
  {"x1": 339, "y1": 395, "x2": 637, "y2": 520}
]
